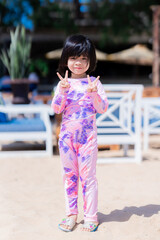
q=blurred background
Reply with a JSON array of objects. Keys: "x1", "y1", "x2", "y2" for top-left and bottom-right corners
[{"x1": 0, "y1": 0, "x2": 160, "y2": 93}]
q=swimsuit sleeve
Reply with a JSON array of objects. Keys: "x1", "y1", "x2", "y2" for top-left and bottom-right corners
[
  {"x1": 87, "y1": 80, "x2": 108, "y2": 114},
  {"x1": 51, "y1": 82, "x2": 68, "y2": 114}
]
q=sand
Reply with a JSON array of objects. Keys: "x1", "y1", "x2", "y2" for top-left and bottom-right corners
[{"x1": 0, "y1": 139, "x2": 160, "y2": 240}]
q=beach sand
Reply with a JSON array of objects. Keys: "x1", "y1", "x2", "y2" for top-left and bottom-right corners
[{"x1": 0, "y1": 136, "x2": 160, "y2": 240}]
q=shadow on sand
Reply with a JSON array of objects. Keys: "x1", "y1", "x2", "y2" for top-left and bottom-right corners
[{"x1": 98, "y1": 204, "x2": 160, "y2": 224}]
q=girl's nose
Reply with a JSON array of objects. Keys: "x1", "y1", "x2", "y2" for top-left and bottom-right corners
[{"x1": 75, "y1": 59, "x2": 82, "y2": 65}]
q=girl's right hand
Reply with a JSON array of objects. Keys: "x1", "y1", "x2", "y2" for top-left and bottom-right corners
[{"x1": 57, "y1": 70, "x2": 70, "y2": 90}]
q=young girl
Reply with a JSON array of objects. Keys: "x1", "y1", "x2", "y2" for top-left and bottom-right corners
[{"x1": 51, "y1": 34, "x2": 108, "y2": 232}]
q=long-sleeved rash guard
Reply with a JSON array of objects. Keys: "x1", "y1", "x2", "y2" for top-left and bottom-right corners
[
  {"x1": 51, "y1": 76, "x2": 108, "y2": 222},
  {"x1": 52, "y1": 77, "x2": 108, "y2": 221},
  {"x1": 51, "y1": 76, "x2": 108, "y2": 121}
]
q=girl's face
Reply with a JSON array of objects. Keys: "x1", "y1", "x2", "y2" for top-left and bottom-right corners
[{"x1": 67, "y1": 55, "x2": 89, "y2": 78}]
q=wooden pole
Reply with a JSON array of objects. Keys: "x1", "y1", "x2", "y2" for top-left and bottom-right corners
[
  {"x1": 74, "y1": 0, "x2": 82, "y2": 19},
  {"x1": 150, "y1": 5, "x2": 160, "y2": 87}
]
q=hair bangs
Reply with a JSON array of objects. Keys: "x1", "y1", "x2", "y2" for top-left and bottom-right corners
[{"x1": 66, "y1": 42, "x2": 89, "y2": 58}]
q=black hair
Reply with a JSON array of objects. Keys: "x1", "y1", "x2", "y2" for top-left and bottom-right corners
[{"x1": 58, "y1": 34, "x2": 97, "y2": 77}]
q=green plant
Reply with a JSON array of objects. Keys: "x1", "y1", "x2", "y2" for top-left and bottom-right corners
[
  {"x1": 0, "y1": 25, "x2": 31, "y2": 80},
  {"x1": 29, "y1": 58, "x2": 49, "y2": 78}
]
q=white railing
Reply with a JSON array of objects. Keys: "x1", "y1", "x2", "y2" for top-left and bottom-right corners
[
  {"x1": 0, "y1": 104, "x2": 54, "y2": 158},
  {"x1": 96, "y1": 84, "x2": 144, "y2": 164},
  {"x1": 142, "y1": 98, "x2": 160, "y2": 150}
]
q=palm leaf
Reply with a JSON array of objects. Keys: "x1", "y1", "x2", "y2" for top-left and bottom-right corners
[{"x1": 0, "y1": 25, "x2": 31, "y2": 80}]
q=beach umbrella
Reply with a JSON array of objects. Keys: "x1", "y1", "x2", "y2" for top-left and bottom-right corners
[
  {"x1": 106, "y1": 44, "x2": 159, "y2": 66},
  {"x1": 45, "y1": 48, "x2": 108, "y2": 61}
]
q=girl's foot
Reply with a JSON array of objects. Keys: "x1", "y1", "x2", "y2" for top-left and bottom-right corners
[
  {"x1": 81, "y1": 221, "x2": 99, "y2": 232},
  {"x1": 58, "y1": 215, "x2": 77, "y2": 232}
]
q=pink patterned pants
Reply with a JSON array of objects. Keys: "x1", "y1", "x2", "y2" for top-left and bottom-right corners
[{"x1": 59, "y1": 117, "x2": 98, "y2": 222}]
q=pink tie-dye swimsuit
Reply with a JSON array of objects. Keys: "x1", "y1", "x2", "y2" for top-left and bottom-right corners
[{"x1": 51, "y1": 76, "x2": 108, "y2": 222}]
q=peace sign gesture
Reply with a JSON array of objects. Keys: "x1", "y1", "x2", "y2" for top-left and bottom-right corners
[
  {"x1": 57, "y1": 70, "x2": 70, "y2": 90},
  {"x1": 87, "y1": 75, "x2": 99, "y2": 92}
]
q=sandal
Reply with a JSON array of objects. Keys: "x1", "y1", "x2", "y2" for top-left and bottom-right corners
[
  {"x1": 58, "y1": 218, "x2": 77, "y2": 232},
  {"x1": 82, "y1": 222, "x2": 99, "y2": 232}
]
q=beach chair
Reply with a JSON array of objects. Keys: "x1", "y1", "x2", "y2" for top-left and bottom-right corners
[
  {"x1": 142, "y1": 98, "x2": 160, "y2": 150},
  {"x1": 0, "y1": 93, "x2": 54, "y2": 157},
  {"x1": 96, "y1": 84, "x2": 144, "y2": 163}
]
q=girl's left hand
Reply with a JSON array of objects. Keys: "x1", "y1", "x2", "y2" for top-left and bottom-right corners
[{"x1": 87, "y1": 75, "x2": 100, "y2": 92}]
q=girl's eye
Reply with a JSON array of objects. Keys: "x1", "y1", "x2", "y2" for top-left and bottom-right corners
[
  {"x1": 70, "y1": 57, "x2": 76, "y2": 60},
  {"x1": 82, "y1": 57, "x2": 88, "y2": 61}
]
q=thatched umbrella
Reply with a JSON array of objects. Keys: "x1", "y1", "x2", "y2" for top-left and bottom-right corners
[
  {"x1": 45, "y1": 48, "x2": 108, "y2": 61},
  {"x1": 106, "y1": 44, "x2": 159, "y2": 66}
]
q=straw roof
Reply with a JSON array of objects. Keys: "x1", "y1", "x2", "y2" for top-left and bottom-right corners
[
  {"x1": 45, "y1": 44, "x2": 160, "y2": 66},
  {"x1": 106, "y1": 44, "x2": 158, "y2": 66}
]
